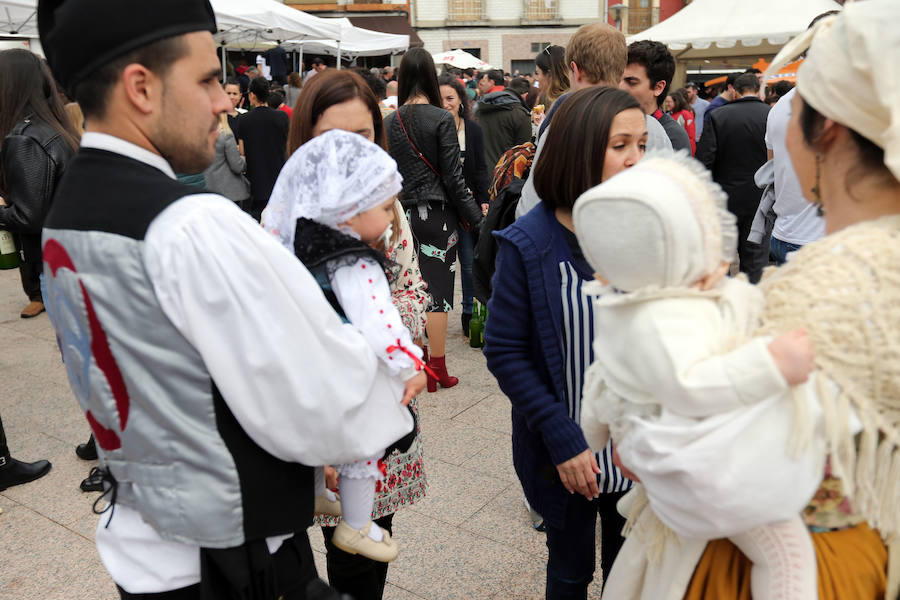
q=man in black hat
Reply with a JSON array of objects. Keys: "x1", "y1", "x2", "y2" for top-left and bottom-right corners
[{"x1": 37, "y1": 1, "x2": 408, "y2": 598}]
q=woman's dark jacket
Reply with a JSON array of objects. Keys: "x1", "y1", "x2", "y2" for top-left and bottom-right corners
[
  {"x1": 0, "y1": 118, "x2": 75, "y2": 263},
  {"x1": 462, "y1": 118, "x2": 490, "y2": 207},
  {"x1": 385, "y1": 104, "x2": 483, "y2": 230}
]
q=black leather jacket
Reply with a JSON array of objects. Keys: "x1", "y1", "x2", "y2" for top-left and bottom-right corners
[
  {"x1": 386, "y1": 104, "x2": 483, "y2": 232},
  {"x1": 0, "y1": 117, "x2": 75, "y2": 262}
]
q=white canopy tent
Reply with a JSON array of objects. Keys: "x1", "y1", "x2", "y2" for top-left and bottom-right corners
[
  {"x1": 431, "y1": 49, "x2": 495, "y2": 71},
  {"x1": 627, "y1": 0, "x2": 842, "y2": 60},
  {"x1": 0, "y1": 0, "x2": 36, "y2": 36},
  {"x1": 211, "y1": 0, "x2": 340, "y2": 47},
  {"x1": 282, "y1": 18, "x2": 408, "y2": 69}
]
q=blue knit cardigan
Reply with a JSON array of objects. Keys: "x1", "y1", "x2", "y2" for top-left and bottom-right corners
[{"x1": 483, "y1": 202, "x2": 591, "y2": 529}]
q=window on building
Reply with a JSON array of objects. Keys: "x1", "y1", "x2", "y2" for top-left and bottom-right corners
[
  {"x1": 524, "y1": 0, "x2": 558, "y2": 20},
  {"x1": 448, "y1": 0, "x2": 484, "y2": 21},
  {"x1": 530, "y1": 42, "x2": 551, "y2": 54}
]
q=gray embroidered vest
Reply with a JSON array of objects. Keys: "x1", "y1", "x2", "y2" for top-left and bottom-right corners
[{"x1": 42, "y1": 148, "x2": 312, "y2": 548}]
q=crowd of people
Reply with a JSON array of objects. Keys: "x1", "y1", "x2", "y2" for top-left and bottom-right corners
[{"x1": 0, "y1": 0, "x2": 898, "y2": 599}]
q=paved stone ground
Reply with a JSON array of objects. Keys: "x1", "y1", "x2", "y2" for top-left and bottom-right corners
[{"x1": 0, "y1": 266, "x2": 604, "y2": 600}]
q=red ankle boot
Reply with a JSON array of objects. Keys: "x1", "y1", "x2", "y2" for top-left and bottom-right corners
[{"x1": 428, "y1": 354, "x2": 458, "y2": 391}]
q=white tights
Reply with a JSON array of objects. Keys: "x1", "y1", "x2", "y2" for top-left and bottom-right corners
[{"x1": 729, "y1": 516, "x2": 817, "y2": 600}]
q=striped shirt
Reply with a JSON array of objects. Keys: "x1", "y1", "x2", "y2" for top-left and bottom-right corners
[{"x1": 559, "y1": 261, "x2": 634, "y2": 494}]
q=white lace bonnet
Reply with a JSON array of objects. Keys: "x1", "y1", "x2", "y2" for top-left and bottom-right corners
[
  {"x1": 572, "y1": 150, "x2": 737, "y2": 292},
  {"x1": 261, "y1": 129, "x2": 403, "y2": 248}
]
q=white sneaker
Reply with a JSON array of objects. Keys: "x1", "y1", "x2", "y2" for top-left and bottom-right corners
[
  {"x1": 332, "y1": 520, "x2": 399, "y2": 562},
  {"x1": 314, "y1": 491, "x2": 342, "y2": 516}
]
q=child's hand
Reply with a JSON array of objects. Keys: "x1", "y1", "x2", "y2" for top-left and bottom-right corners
[
  {"x1": 768, "y1": 329, "x2": 815, "y2": 385},
  {"x1": 402, "y1": 371, "x2": 427, "y2": 406}
]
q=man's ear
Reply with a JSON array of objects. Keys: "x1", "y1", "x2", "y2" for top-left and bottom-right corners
[
  {"x1": 121, "y1": 63, "x2": 157, "y2": 115},
  {"x1": 652, "y1": 79, "x2": 667, "y2": 102},
  {"x1": 570, "y1": 62, "x2": 582, "y2": 85}
]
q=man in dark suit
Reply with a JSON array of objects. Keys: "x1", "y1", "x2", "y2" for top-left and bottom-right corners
[
  {"x1": 237, "y1": 77, "x2": 289, "y2": 220},
  {"x1": 697, "y1": 72, "x2": 771, "y2": 281}
]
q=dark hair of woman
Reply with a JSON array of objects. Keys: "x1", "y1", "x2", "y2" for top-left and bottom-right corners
[
  {"x1": 668, "y1": 88, "x2": 692, "y2": 114},
  {"x1": 0, "y1": 49, "x2": 79, "y2": 193},
  {"x1": 534, "y1": 44, "x2": 570, "y2": 107},
  {"x1": 533, "y1": 86, "x2": 641, "y2": 210},
  {"x1": 437, "y1": 74, "x2": 470, "y2": 120},
  {"x1": 397, "y1": 47, "x2": 441, "y2": 108},
  {"x1": 799, "y1": 97, "x2": 893, "y2": 195},
  {"x1": 287, "y1": 69, "x2": 385, "y2": 155}
]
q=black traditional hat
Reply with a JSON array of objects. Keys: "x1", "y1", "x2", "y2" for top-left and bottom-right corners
[{"x1": 38, "y1": 0, "x2": 217, "y2": 94}]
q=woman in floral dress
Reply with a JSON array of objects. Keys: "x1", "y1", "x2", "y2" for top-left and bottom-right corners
[{"x1": 287, "y1": 69, "x2": 430, "y2": 599}]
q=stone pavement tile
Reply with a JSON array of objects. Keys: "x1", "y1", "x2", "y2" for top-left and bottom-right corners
[
  {"x1": 416, "y1": 384, "x2": 491, "y2": 421},
  {"x1": 1, "y1": 431, "x2": 100, "y2": 527},
  {"x1": 0, "y1": 311, "x2": 60, "y2": 344},
  {"x1": 408, "y1": 459, "x2": 509, "y2": 527},
  {"x1": 386, "y1": 509, "x2": 542, "y2": 600},
  {"x1": 419, "y1": 414, "x2": 501, "y2": 467},
  {"x1": 459, "y1": 482, "x2": 548, "y2": 559},
  {"x1": 0, "y1": 501, "x2": 116, "y2": 600},
  {"x1": 3, "y1": 374, "x2": 86, "y2": 447},
  {"x1": 68, "y1": 509, "x2": 102, "y2": 542},
  {"x1": 383, "y1": 582, "x2": 426, "y2": 599},
  {"x1": 459, "y1": 435, "x2": 518, "y2": 485},
  {"x1": 452, "y1": 392, "x2": 513, "y2": 436}
]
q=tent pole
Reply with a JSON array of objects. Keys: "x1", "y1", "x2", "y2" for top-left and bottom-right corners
[
  {"x1": 299, "y1": 44, "x2": 304, "y2": 77},
  {"x1": 336, "y1": 40, "x2": 342, "y2": 70},
  {"x1": 221, "y1": 44, "x2": 226, "y2": 82}
]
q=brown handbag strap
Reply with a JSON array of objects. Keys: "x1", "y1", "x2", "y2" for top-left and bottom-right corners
[{"x1": 396, "y1": 107, "x2": 440, "y2": 177}]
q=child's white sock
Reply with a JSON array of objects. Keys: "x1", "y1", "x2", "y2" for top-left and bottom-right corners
[
  {"x1": 729, "y1": 516, "x2": 817, "y2": 600},
  {"x1": 339, "y1": 475, "x2": 382, "y2": 542}
]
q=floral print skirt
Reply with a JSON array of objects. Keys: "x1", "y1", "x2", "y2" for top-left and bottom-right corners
[{"x1": 407, "y1": 201, "x2": 459, "y2": 313}]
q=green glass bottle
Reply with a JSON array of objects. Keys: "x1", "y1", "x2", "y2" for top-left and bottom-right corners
[
  {"x1": 0, "y1": 229, "x2": 19, "y2": 270},
  {"x1": 468, "y1": 301, "x2": 485, "y2": 348}
]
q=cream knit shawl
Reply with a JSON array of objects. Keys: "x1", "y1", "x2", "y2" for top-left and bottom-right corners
[{"x1": 756, "y1": 214, "x2": 900, "y2": 543}]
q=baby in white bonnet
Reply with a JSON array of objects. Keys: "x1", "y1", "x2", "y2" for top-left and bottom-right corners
[{"x1": 574, "y1": 151, "x2": 822, "y2": 600}]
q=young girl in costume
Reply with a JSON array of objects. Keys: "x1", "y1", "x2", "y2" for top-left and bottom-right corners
[
  {"x1": 262, "y1": 129, "x2": 427, "y2": 563},
  {"x1": 574, "y1": 152, "x2": 826, "y2": 600}
]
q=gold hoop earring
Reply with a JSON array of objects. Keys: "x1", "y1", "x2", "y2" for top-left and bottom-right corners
[{"x1": 812, "y1": 153, "x2": 824, "y2": 217}]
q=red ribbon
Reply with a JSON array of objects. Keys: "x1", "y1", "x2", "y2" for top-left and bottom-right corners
[{"x1": 386, "y1": 339, "x2": 438, "y2": 380}]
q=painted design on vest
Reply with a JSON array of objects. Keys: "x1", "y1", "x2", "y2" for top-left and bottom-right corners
[
  {"x1": 43, "y1": 238, "x2": 130, "y2": 450},
  {"x1": 420, "y1": 243, "x2": 446, "y2": 262}
]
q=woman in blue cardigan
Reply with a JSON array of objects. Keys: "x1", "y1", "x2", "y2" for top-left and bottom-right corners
[{"x1": 484, "y1": 87, "x2": 647, "y2": 599}]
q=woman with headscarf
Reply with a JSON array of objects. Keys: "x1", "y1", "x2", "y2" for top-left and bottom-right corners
[{"x1": 602, "y1": 3, "x2": 900, "y2": 598}]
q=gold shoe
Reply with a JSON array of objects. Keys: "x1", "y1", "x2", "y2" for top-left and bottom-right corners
[
  {"x1": 20, "y1": 301, "x2": 45, "y2": 319},
  {"x1": 331, "y1": 520, "x2": 398, "y2": 562},
  {"x1": 314, "y1": 492, "x2": 342, "y2": 516}
]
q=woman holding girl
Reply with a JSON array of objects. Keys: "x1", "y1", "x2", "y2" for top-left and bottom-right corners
[
  {"x1": 602, "y1": 3, "x2": 900, "y2": 598},
  {"x1": 483, "y1": 86, "x2": 647, "y2": 597},
  {"x1": 665, "y1": 88, "x2": 696, "y2": 155},
  {"x1": 281, "y1": 68, "x2": 430, "y2": 600},
  {"x1": 438, "y1": 74, "x2": 489, "y2": 335},
  {"x1": 385, "y1": 48, "x2": 483, "y2": 391}
]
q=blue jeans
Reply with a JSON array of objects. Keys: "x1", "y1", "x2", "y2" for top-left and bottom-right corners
[
  {"x1": 770, "y1": 236, "x2": 803, "y2": 266},
  {"x1": 544, "y1": 490, "x2": 628, "y2": 599},
  {"x1": 457, "y1": 227, "x2": 474, "y2": 314}
]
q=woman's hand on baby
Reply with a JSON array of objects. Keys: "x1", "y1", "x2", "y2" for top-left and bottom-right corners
[
  {"x1": 402, "y1": 372, "x2": 427, "y2": 406},
  {"x1": 769, "y1": 329, "x2": 815, "y2": 385},
  {"x1": 324, "y1": 465, "x2": 339, "y2": 489},
  {"x1": 556, "y1": 449, "x2": 601, "y2": 500}
]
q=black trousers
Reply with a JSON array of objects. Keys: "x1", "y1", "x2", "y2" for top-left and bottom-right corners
[
  {"x1": 320, "y1": 513, "x2": 394, "y2": 600},
  {"x1": 19, "y1": 257, "x2": 42, "y2": 302},
  {"x1": 0, "y1": 411, "x2": 9, "y2": 459},
  {"x1": 117, "y1": 531, "x2": 318, "y2": 600},
  {"x1": 736, "y1": 213, "x2": 770, "y2": 284}
]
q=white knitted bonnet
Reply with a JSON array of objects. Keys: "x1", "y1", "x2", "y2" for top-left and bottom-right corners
[{"x1": 572, "y1": 151, "x2": 736, "y2": 292}]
